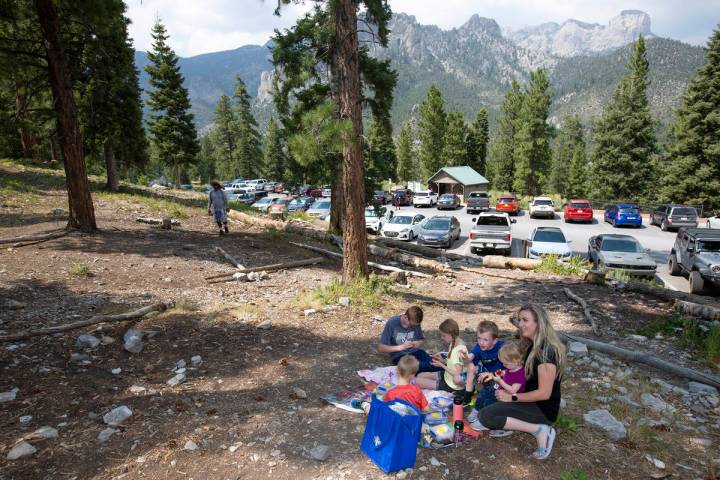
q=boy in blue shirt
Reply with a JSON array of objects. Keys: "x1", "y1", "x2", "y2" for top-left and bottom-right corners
[
  {"x1": 378, "y1": 306, "x2": 441, "y2": 373},
  {"x1": 461, "y1": 320, "x2": 504, "y2": 423}
]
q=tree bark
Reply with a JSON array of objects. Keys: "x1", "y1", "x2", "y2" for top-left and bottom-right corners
[
  {"x1": 34, "y1": 0, "x2": 96, "y2": 232},
  {"x1": 48, "y1": 129, "x2": 58, "y2": 162},
  {"x1": 329, "y1": 158, "x2": 344, "y2": 233},
  {"x1": 104, "y1": 137, "x2": 119, "y2": 191},
  {"x1": 333, "y1": 0, "x2": 368, "y2": 282}
]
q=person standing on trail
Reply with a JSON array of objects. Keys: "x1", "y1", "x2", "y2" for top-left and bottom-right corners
[{"x1": 208, "y1": 181, "x2": 229, "y2": 235}]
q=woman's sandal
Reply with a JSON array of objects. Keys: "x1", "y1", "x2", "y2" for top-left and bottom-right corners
[{"x1": 532, "y1": 425, "x2": 556, "y2": 460}]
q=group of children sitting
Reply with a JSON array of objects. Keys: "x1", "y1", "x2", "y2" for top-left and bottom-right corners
[{"x1": 374, "y1": 306, "x2": 530, "y2": 437}]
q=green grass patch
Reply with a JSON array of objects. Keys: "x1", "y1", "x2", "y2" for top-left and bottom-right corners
[
  {"x1": 533, "y1": 255, "x2": 591, "y2": 277},
  {"x1": 69, "y1": 261, "x2": 93, "y2": 277},
  {"x1": 228, "y1": 201, "x2": 259, "y2": 215},
  {"x1": 553, "y1": 412, "x2": 580, "y2": 432},
  {"x1": 560, "y1": 469, "x2": 590, "y2": 480},
  {"x1": 260, "y1": 226, "x2": 288, "y2": 242},
  {"x1": 294, "y1": 274, "x2": 397, "y2": 311},
  {"x1": 637, "y1": 313, "x2": 720, "y2": 367},
  {"x1": 174, "y1": 297, "x2": 200, "y2": 312},
  {"x1": 288, "y1": 211, "x2": 312, "y2": 222},
  {"x1": 605, "y1": 268, "x2": 659, "y2": 286}
]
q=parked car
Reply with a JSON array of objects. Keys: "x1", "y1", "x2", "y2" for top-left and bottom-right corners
[
  {"x1": 245, "y1": 179, "x2": 268, "y2": 191},
  {"x1": 413, "y1": 190, "x2": 438, "y2": 208},
  {"x1": 668, "y1": 228, "x2": 720, "y2": 293},
  {"x1": 393, "y1": 190, "x2": 412, "y2": 206},
  {"x1": 563, "y1": 199, "x2": 593, "y2": 223},
  {"x1": 273, "y1": 183, "x2": 285, "y2": 193},
  {"x1": 238, "y1": 190, "x2": 267, "y2": 205},
  {"x1": 288, "y1": 197, "x2": 314, "y2": 212},
  {"x1": 469, "y1": 212, "x2": 516, "y2": 256},
  {"x1": 495, "y1": 195, "x2": 520, "y2": 216},
  {"x1": 604, "y1": 203, "x2": 642, "y2": 228},
  {"x1": 321, "y1": 185, "x2": 332, "y2": 198},
  {"x1": 263, "y1": 182, "x2": 278, "y2": 192},
  {"x1": 466, "y1": 191, "x2": 490, "y2": 214},
  {"x1": 417, "y1": 215, "x2": 461, "y2": 249},
  {"x1": 364, "y1": 207, "x2": 385, "y2": 234},
  {"x1": 707, "y1": 214, "x2": 720, "y2": 229},
  {"x1": 529, "y1": 197, "x2": 555, "y2": 219},
  {"x1": 180, "y1": 183, "x2": 194, "y2": 190},
  {"x1": 527, "y1": 227, "x2": 572, "y2": 259},
  {"x1": 307, "y1": 187, "x2": 323, "y2": 198},
  {"x1": 587, "y1": 234, "x2": 656, "y2": 277},
  {"x1": 650, "y1": 204, "x2": 698, "y2": 231},
  {"x1": 436, "y1": 193, "x2": 461, "y2": 210},
  {"x1": 251, "y1": 196, "x2": 275, "y2": 213},
  {"x1": 372, "y1": 191, "x2": 390, "y2": 204},
  {"x1": 225, "y1": 189, "x2": 249, "y2": 202},
  {"x1": 268, "y1": 197, "x2": 292, "y2": 216},
  {"x1": 380, "y1": 213, "x2": 425, "y2": 241},
  {"x1": 307, "y1": 200, "x2": 331, "y2": 220}
]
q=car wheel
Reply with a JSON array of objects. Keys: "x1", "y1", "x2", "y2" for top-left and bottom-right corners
[
  {"x1": 612, "y1": 218, "x2": 617, "y2": 228},
  {"x1": 649, "y1": 214, "x2": 655, "y2": 226},
  {"x1": 408, "y1": 231, "x2": 414, "y2": 241},
  {"x1": 707, "y1": 220, "x2": 711, "y2": 229},
  {"x1": 661, "y1": 220, "x2": 668, "y2": 231},
  {"x1": 668, "y1": 255, "x2": 681, "y2": 276},
  {"x1": 689, "y1": 270, "x2": 705, "y2": 294}
]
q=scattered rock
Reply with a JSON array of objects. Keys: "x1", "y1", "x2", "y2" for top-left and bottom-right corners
[
  {"x1": 190, "y1": 355, "x2": 202, "y2": 366},
  {"x1": 69, "y1": 353, "x2": 91, "y2": 364},
  {"x1": 304, "y1": 309, "x2": 317, "y2": 317},
  {"x1": 51, "y1": 207, "x2": 68, "y2": 216},
  {"x1": 229, "y1": 445, "x2": 240, "y2": 453},
  {"x1": 637, "y1": 418, "x2": 670, "y2": 428},
  {"x1": 103, "y1": 406, "x2": 133, "y2": 426},
  {"x1": 429, "y1": 456, "x2": 443, "y2": 467},
  {"x1": 247, "y1": 271, "x2": 268, "y2": 282},
  {"x1": 645, "y1": 453, "x2": 666, "y2": 469},
  {"x1": 688, "y1": 382, "x2": 718, "y2": 396},
  {"x1": 184, "y1": 440, "x2": 198, "y2": 451},
  {"x1": 583, "y1": 409, "x2": 626, "y2": 440},
  {"x1": 26, "y1": 426, "x2": 58, "y2": 441},
  {"x1": 7, "y1": 442, "x2": 36, "y2": 460},
  {"x1": 292, "y1": 387, "x2": 307, "y2": 399},
  {"x1": 232, "y1": 272, "x2": 247, "y2": 281},
  {"x1": 389, "y1": 271, "x2": 407, "y2": 285},
  {"x1": 338, "y1": 296, "x2": 351, "y2": 307},
  {"x1": 175, "y1": 359, "x2": 186, "y2": 370},
  {"x1": 256, "y1": 320, "x2": 271, "y2": 330},
  {"x1": 0, "y1": 387, "x2": 19, "y2": 402},
  {"x1": 689, "y1": 437, "x2": 712, "y2": 447},
  {"x1": 129, "y1": 385, "x2": 146, "y2": 394},
  {"x1": 628, "y1": 334, "x2": 647, "y2": 342},
  {"x1": 652, "y1": 379, "x2": 673, "y2": 394},
  {"x1": 373, "y1": 315, "x2": 384, "y2": 322},
  {"x1": 309, "y1": 444, "x2": 329, "y2": 461},
  {"x1": 19, "y1": 415, "x2": 32, "y2": 424},
  {"x1": 100, "y1": 336, "x2": 115, "y2": 345},
  {"x1": 641, "y1": 393, "x2": 675, "y2": 414},
  {"x1": 6, "y1": 300, "x2": 27, "y2": 310},
  {"x1": 123, "y1": 329, "x2": 144, "y2": 354},
  {"x1": 615, "y1": 395, "x2": 641, "y2": 408},
  {"x1": 97, "y1": 428, "x2": 117, "y2": 443},
  {"x1": 167, "y1": 373, "x2": 186, "y2": 386},
  {"x1": 75, "y1": 334, "x2": 100, "y2": 349},
  {"x1": 111, "y1": 368, "x2": 122, "y2": 375}
]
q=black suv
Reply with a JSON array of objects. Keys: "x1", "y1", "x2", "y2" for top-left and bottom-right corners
[
  {"x1": 668, "y1": 228, "x2": 720, "y2": 293},
  {"x1": 650, "y1": 204, "x2": 698, "y2": 231}
]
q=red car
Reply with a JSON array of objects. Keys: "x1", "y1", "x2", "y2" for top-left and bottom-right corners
[
  {"x1": 495, "y1": 195, "x2": 520, "y2": 215},
  {"x1": 564, "y1": 199, "x2": 594, "y2": 223}
]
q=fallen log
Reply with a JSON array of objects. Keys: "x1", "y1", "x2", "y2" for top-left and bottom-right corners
[
  {"x1": 214, "y1": 246, "x2": 244, "y2": 269},
  {"x1": 136, "y1": 217, "x2": 180, "y2": 226},
  {"x1": 204, "y1": 257, "x2": 324, "y2": 281},
  {"x1": 368, "y1": 243, "x2": 452, "y2": 274},
  {"x1": 560, "y1": 332, "x2": 720, "y2": 389},
  {"x1": 480, "y1": 255, "x2": 540, "y2": 271},
  {"x1": 674, "y1": 300, "x2": 720, "y2": 322},
  {"x1": 374, "y1": 237, "x2": 467, "y2": 261},
  {"x1": 0, "y1": 229, "x2": 69, "y2": 245},
  {"x1": 289, "y1": 241, "x2": 431, "y2": 278},
  {"x1": 619, "y1": 280, "x2": 720, "y2": 306},
  {"x1": 564, "y1": 287, "x2": 600, "y2": 336},
  {"x1": 0, "y1": 302, "x2": 173, "y2": 343}
]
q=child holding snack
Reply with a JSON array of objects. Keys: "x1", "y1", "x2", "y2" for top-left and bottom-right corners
[
  {"x1": 461, "y1": 321, "x2": 504, "y2": 417},
  {"x1": 470, "y1": 339, "x2": 530, "y2": 437},
  {"x1": 355, "y1": 355, "x2": 428, "y2": 414},
  {"x1": 415, "y1": 319, "x2": 468, "y2": 394}
]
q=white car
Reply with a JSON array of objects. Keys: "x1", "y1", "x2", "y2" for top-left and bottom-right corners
[
  {"x1": 529, "y1": 197, "x2": 556, "y2": 219},
  {"x1": 380, "y1": 213, "x2": 425, "y2": 241},
  {"x1": 527, "y1": 227, "x2": 572, "y2": 260},
  {"x1": 706, "y1": 215, "x2": 720, "y2": 229},
  {"x1": 364, "y1": 207, "x2": 384, "y2": 234},
  {"x1": 413, "y1": 191, "x2": 438, "y2": 207}
]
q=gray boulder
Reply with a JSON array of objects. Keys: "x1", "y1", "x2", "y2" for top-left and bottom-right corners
[
  {"x1": 7, "y1": 442, "x2": 36, "y2": 460},
  {"x1": 76, "y1": 334, "x2": 100, "y2": 349},
  {"x1": 568, "y1": 342, "x2": 588, "y2": 355},
  {"x1": 123, "y1": 329, "x2": 144, "y2": 354},
  {"x1": 98, "y1": 428, "x2": 117, "y2": 443},
  {"x1": 641, "y1": 393, "x2": 675, "y2": 414},
  {"x1": 583, "y1": 409, "x2": 626, "y2": 440},
  {"x1": 688, "y1": 382, "x2": 718, "y2": 396},
  {"x1": 309, "y1": 444, "x2": 330, "y2": 461},
  {"x1": 103, "y1": 405, "x2": 133, "y2": 426}
]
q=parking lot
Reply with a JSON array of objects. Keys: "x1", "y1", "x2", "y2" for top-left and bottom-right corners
[{"x1": 381, "y1": 204, "x2": 693, "y2": 291}]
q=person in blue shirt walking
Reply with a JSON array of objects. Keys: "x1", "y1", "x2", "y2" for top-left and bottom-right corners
[{"x1": 377, "y1": 306, "x2": 442, "y2": 373}]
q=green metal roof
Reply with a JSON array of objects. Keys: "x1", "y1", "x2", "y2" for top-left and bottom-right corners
[{"x1": 428, "y1": 166, "x2": 489, "y2": 185}]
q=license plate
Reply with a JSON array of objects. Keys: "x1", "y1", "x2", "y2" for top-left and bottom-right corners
[{"x1": 681, "y1": 217, "x2": 688, "y2": 220}]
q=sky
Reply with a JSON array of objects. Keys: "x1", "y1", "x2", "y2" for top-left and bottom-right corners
[{"x1": 126, "y1": 0, "x2": 720, "y2": 57}]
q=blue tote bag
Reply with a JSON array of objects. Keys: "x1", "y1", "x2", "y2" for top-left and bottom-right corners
[{"x1": 360, "y1": 396, "x2": 422, "y2": 473}]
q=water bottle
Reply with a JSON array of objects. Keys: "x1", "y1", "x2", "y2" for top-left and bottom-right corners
[
  {"x1": 452, "y1": 391, "x2": 464, "y2": 424},
  {"x1": 453, "y1": 420, "x2": 464, "y2": 448}
]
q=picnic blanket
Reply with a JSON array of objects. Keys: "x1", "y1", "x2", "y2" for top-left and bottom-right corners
[{"x1": 356, "y1": 366, "x2": 454, "y2": 406}]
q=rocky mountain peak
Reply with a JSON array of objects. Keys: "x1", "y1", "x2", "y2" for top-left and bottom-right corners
[{"x1": 460, "y1": 14, "x2": 501, "y2": 37}]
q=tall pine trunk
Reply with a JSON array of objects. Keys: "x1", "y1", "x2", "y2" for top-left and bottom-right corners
[
  {"x1": 48, "y1": 130, "x2": 58, "y2": 162},
  {"x1": 104, "y1": 137, "x2": 119, "y2": 191},
  {"x1": 34, "y1": 0, "x2": 96, "y2": 232},
  {"x1": 330, "y1": 157, "x2": 344, "y2": 233},
  {"x1": 333, "y1": 0, "x2": 368, "y2": 282}
]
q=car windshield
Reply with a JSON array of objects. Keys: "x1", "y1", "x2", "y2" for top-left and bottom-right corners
[
  {"x1": 395, "y1": 191, "x2": 407, "y2": 196},
  {"x1": 289, "y1": 199, "x2": 303, "y2": 206},
  {"x1": 672, "y1": 207, "x2": 697, "y2": 216},
  {"x1": 312, "y1": 202, "x2": 330, "y2": 210},
  {"x1": 619, "y1": 207, "x2": 639, "y2": 214},
  {"x1": 390, "y1": 216, "x2": 413, "y2": 225},
  {"x1": 470, "y1": 192, "x2": 487, "y2": 198},
  {"x1": 365, "y1": 209, "x2": 380, "y2": 217},
  {"x1": 476, "y1": 216, "x2": 508, "y2": 226},
  {"x1": 499, "y1": 197, "x2": 514, "y2": 203},
  {"x1": 275, "y1": 199, "x2": 289, "y2": 205},
  {"x1": 601, "y1": 238, "x2": 643, "y2": 253},
  {"x1": 533, "y1": 230, "x2": 566, "y2": 243},
  {"x1": 256, "y1": 198, "x2": 271, "y2": 205},
  {"x1": 440, "y1": 194, "x2": 454, "y2": 200},
  {"x1": 424, "y1": 219, "x2": 450, "y2": 230},
  {"x1": 415, "y1": 192, "x2": 429, "y2": 197},
  {"x1": 697, "y1": 240, "x2": 720, "y2": 252},
  {"x1": 571, "y1": 202, "x2": 590, "y2": 208},
  {"x1": 534, "y1": 199, "x2": 553, "y2": 206},
  {"x1": 374, "y1": 191, "x2": 385, "y2": 196}
]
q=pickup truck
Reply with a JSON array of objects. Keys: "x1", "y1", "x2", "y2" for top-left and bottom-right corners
[
  {"x1": 466, "y1": 191, "x2": 490, "y2": 214},
  {"x1": 469, "y1": 212, "x2": 516, "y2": 256},
  {"x1": 668, "y1": 227, "x2": 720, "y2": 293}
]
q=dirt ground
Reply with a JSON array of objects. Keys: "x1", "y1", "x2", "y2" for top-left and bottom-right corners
[{"x1": 1, "y1": 160, "x2": 719, "y2": 480}]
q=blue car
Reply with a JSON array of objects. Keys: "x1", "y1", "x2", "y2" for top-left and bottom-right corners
[
  {"x1": 287, "y1": 197, "x2": 314, "y2": 212},
  {"x1": 604, "y1": 203, "x2": 642, "y2": 228}
]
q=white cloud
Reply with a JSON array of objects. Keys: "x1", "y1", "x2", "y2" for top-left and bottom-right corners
[{"x1": 125, "y1": 0, "x2": 718, "y2": 56}]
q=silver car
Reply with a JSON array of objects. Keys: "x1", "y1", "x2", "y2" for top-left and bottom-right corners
[
  {"x1": 587, "y1": 234, "x2": 656, "y2": 277},
  {"x1": 417, "y1": 215, "x2": 461, "y2": 249},
  {"x1": 307, "y1": 200, "x2": 331, "y2": 220}
]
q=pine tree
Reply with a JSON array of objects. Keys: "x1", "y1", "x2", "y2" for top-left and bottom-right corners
[
  {"x1": 513, "y1": 69, "x2": 553, "y2": 196},
  {"x1": 418, "y1": 84, "x2": 446, "y2": 178},
  {"x1": 263, "y1": 118, "x2": 286, "y2": 181},
  {"x1": 661, "y1": 26, "x2": 720, "y2": 210},
  {"x1": 232, "y1": 76, "x2": 262, "y2": 178},
  {"x1": 441, "y1": 111, "x2": 467, "y2": 167},
  {"x1": 395, "y1": 122, "x2": 417, "y2": 182},
  {"x1": 549, "y1": 115, "x2": 583, "y2": 195},
  {"x1": 196, "y1": 134, "x2": 217, "y2": 183},
  {"x1": 488, "y1": 81, "x2": 523, "y2": 191},
  {"x1": 590, "y1": 36, "x2": 657, "y2": 202},
  {"x1": 466, "y1": 108, "x2": 489, "y2": 175},
  {"x1": 365, "y1": 113, "x2": 396, "y2": 187},
  {"x1": 210, "y1": 94, "x2": 236, "y2": 180},
  {"x1": 567, "y1": 142, "x2": 589, "y2": 198},
  {"x1": 145, "y1": 19, "x2": 199, "y2": 188}
]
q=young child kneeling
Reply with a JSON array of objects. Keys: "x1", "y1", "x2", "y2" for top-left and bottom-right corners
[{"x1": 356, "y1": 355, "x2": 429, "y2": 414}]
